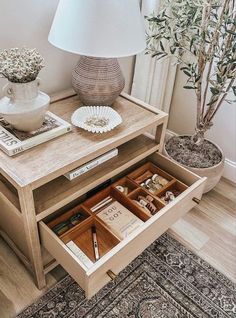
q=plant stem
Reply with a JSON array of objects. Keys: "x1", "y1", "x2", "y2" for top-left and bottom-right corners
[
  {"x1": 208, "y1": 76, "x2": 235, "y2": 122},
  {"x1": 204, "y1": 10, "x2": 236, "y2": 125},
  {"x1": 196, "y1": 2, "x2": 209, "y2": 129},
  {"x1": 201, "y1": 0, "x2": 230, "y2": 118}
]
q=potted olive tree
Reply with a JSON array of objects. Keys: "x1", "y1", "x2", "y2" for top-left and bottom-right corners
[{"x1": 146, "y1": 0, "x2": 236, "y2": 192}]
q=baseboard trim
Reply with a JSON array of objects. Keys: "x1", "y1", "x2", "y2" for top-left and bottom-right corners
[
  {"x1": 223, "y1": 159, "x2": 236, "y2": 184},
  {"x1": 165, "y1": 129, "x2": 236, "y2": 184},
  {"x1": 166, "y1": 129, "x2": 177, "y2": 138}
]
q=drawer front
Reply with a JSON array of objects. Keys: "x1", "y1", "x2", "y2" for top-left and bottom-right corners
[
  {"x1": 39, "y1": 153, "x2": 206, "y2": 298},
  {"x1": 39, "y1": 221, "x2": 88, "y2": 290}
]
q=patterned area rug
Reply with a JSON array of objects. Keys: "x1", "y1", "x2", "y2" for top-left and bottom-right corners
[{"x1": 17, "y1": 233, "x2": 236, "y2": 318}]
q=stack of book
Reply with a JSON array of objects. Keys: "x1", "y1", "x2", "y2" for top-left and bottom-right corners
[{"x1": 0, "y1": 112, "x2": 72, "y2": 156}]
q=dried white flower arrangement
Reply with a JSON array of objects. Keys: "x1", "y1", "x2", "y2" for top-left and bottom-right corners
[{"x1": 0, "y1": 47, "x2": 44, "y2": 83}]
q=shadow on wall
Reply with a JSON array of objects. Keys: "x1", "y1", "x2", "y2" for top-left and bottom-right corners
[
  {"x1": 0, "y1": 0, "x2": 78, "y2": 95},
  {"x1": 0, "y1": 0, "x2": 134, "y2": 96}
]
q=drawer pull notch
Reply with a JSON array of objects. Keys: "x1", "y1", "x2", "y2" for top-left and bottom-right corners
[
  {"x1": 192, "y1": 197, "x2": 201, "y2": 204},
  {"x1": 107, "y1": 270, "x2": 117, "y2": 281}
]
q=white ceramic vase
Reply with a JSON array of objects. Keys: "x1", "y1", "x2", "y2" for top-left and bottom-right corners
[{"x1": 0, "y1": 78, "x2": 50, "y2": 132}]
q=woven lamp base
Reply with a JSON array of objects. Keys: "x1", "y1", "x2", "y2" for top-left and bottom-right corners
[{"x1": 72, "y1": 56, "x2": 125, "y2": 106}]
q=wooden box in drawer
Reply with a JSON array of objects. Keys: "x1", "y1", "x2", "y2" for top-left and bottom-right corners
[{"x1": 39, "y1": 153, "x2": 206, "y2": 298}]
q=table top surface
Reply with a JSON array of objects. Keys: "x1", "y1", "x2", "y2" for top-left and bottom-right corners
[{"x1": 0, "y1": 94, "x2": 165, "y2": 188}]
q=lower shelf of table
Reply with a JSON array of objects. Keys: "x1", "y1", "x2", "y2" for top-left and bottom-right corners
[{"x1": 33, "y1": 134, "x2": 160, "y2": 221}]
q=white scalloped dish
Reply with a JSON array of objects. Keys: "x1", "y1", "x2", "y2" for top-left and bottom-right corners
[{"x1": 71, "y1": 106, "x2": 122, "y2": 133}]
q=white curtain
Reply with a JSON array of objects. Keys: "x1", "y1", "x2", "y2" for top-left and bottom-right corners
[{"x1": 131, "y1": 0, "x2": 176, "y2": 113}]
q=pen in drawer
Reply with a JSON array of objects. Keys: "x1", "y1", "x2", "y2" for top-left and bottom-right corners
[
  {"x1": 91, "y1": 226, "x2": 100, "y2": 261},
  {"x1": 91, "y1": 196, "x2": 112, "y2": 212}
]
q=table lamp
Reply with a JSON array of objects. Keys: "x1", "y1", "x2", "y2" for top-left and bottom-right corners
[{"x1": 48, "y1": 0, "x2": 146, "y2": 106}]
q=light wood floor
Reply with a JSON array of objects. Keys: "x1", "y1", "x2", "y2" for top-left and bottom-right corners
[
  {"x1": 0, "y1": 178, "x2": 235, "y2": 318},
  {"x1": 169, "y1": 178, "x2": 236, "y2": 284}
]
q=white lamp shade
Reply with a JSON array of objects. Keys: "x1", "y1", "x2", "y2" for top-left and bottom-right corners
[{"x1": 48, "y1": 0, "x2": 146, "y2": 58}]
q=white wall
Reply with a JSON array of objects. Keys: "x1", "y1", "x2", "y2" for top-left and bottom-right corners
[
  {"x1": 0, "y1": 0, "x2": 134, "y2": 96},
  {"x1": 169, "y1": 69, "x2": 236, "y2": 183}
]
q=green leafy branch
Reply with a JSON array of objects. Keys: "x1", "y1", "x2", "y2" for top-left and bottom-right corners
[{"x1": 146, "y1": 0, "x2": 236, "y2": 144}]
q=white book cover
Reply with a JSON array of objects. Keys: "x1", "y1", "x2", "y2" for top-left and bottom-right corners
[
  {"x1": 0, "y1": 111, "x2": 72, "y2": 156},
  {"x1": 64, "y1": 148, "x2": 118, "y2": 180},
  {"x1": 97, "y1": 201, "x2": 144, "y2": 240},
  {"x1": 66, "y1": 241, "x2": 94, "y2": 269}
]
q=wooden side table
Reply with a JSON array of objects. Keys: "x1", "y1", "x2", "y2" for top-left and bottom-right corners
[{"x1": 0, "y1": 93, "x2": 206, "y2": 297}]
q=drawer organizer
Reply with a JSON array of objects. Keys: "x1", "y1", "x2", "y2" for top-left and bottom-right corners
[{"x1": 40, "y1": 152, "x2": 206, "y2": 298}]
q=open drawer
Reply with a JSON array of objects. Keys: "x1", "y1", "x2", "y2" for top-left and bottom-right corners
[{"x1": 39, "y1": 152, "x2": 206, "y2": 298}]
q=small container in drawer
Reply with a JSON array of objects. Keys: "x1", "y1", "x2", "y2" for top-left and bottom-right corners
[
  {"x1": 158, "y1": 180, "x2": 188, "y2": 205},
  {"x1": 128, "y1": 188, "x2": 164, "y2": 217},
  {"x1": 60, "y1": 218, "x2": 120, "y2": 263},
  {"x1": 112, "y1": 177, "x2": 138, "y2": 195},
  {"x1": 128, "y1": 162, "x2": 174, "y2": 195},
  {"x1": 47, "y1": 205, "x2": 91, "y2": 236}
]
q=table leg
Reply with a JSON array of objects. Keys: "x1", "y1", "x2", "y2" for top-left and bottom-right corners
[
  {"x1": 155, "y1": 116, "x2": 168, "y2": 153},
  {"x1": 18, "y1": 186, "x2": 46, "y2": 289}
]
